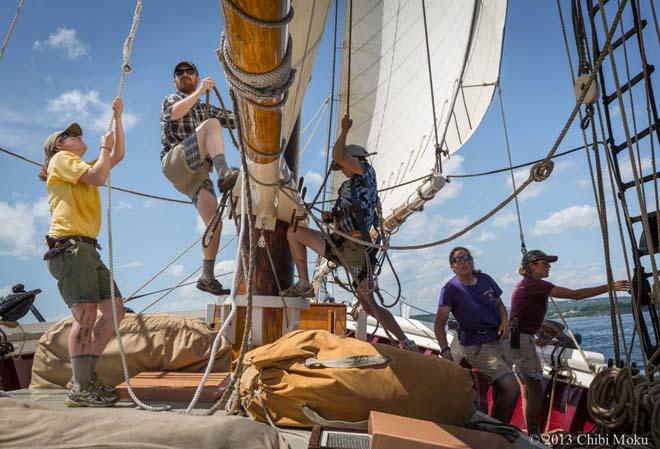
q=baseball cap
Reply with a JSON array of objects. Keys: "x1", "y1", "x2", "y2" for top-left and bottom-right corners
[
  {"x1": 522, "y1": 249, "x2": 558, "y2": 266},
  {"x1": 344, "y1": 144, "x2": 376, "y2": 158},
  {"x1": 43, "y1": 122, "x2": 83, "y2": 162},
  {"x1": 173, "y1": 60, "x2": 198, "y2": 76}
]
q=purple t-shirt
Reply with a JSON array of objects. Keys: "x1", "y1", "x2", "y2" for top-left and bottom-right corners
[
  {"x1": 510, "y1": 277, "x2": 555, "y2": 334},
  {"x1": 438, "y1": 273, "x2": 503, "y2": 346}
]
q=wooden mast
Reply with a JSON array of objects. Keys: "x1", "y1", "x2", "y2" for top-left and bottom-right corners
[{"x1": 223, "y1": 0, "x2": 296, "y2": 349}]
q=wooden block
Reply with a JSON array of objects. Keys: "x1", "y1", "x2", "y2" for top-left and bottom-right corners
[
  {"x1": 369, "y1": 411, "x2": 514, "y2": 449},
  {"x1": 300, "y1": 303, "x2": 347, "y2": 335},
  {"x1": 116, "y1": 371, "x2": 230, "y2": 403}
]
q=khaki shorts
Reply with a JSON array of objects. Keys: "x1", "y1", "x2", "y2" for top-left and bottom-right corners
[
  {"x1": 511, "y1": 333, "x2": 543, "y2": 380},
  {"x1": 161, "y1": 134, "x2": 212, "y2": 201},
  {"x1": 462, "y1": 339, "x2": 514, "y2": 382},
  {"x1": 324, "y1": 235, "x2": 373, "y2": 270},
  {"x1": 46, "y1": 241, "x2": 122, "y2": 307}
]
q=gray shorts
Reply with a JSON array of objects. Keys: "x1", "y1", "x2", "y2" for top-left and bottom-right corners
[
  {"x1": 511, "y1": 333, "x2": 543, "y2": 380},
  {"x1": 161, "y1": 133, "x2": 216, "y2": 204},
  {"x1": 462, "y1": 339, "x2": 514, "y2": 382}
]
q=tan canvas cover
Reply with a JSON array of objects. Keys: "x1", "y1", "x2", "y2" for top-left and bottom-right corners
[
  {"x1": 30, "y1": 313, "x2": 232, "y2": 389},
  {"x1": 0, "y1": 398, "x2": 287, "y2": 449},
  {"x1": 239, "y1": 329, "x2": 476, "y2": 427}
]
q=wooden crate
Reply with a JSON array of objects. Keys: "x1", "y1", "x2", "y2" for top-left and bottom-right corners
[
  {"x1": 116, "y1": 371, "x2": 230, "y2": 402},
  {"x1": 300, "y1": 303, "x2": 347, "y2": 335}
]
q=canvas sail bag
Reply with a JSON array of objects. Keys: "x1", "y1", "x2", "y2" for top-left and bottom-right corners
[{"x1": 239, "y1": 329, "x2": 476, "y2": 427}]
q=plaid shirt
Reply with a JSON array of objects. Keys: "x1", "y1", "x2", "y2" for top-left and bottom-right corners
[
  {"x1": 333, "y1": 162, "x2": 378, "y2": 234},
  {"x1": 160, "y1": 91, "x2": 226, "y2": 159}
]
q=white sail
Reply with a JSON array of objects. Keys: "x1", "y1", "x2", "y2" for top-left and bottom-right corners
[
  {"x1": 283, "y1": 0, "x2": 332, "y2": 144},
  {"x1": 333, "y1": 0, "x2": 507, "y2": 218}
]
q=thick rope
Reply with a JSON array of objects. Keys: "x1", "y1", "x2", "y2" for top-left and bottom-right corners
[
  {"x1": 497, "y1": 84, "x2": 526, "y2": 254},
  {"x1": 0, "y1": 0, "x2": 24, "y2": 63},
  {"x1": 101, "y1": 0, "x2": 170, "y2": 412}
]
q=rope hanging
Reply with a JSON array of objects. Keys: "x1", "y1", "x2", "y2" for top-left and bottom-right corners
[
  {"x1": 0, "y1": 0, "x2": 24, "y2": 63},
  {"x1": 421, "y1": 0, "x2": 443, "y2": 174},
  {"x1": 496, "y1": 84, "x2": 527, "y2": 254}
]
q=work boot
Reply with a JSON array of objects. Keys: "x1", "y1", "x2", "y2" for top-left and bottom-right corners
[
  {"x1": 217, "y1": 168, "x2": 239, "y2": 193},
  {"x1": 280, "y1": 282, "x2": 315, "y2": 298},
  {"x1": 196, "y1": 277, "x2": 231, "y2": 296}
]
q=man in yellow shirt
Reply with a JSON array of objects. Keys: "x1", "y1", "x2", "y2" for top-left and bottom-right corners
[{"x1": 41, "y1": 98, "x2": 126, "y2": 407}]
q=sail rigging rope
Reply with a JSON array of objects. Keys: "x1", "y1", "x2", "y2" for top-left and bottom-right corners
[
  {"x1": 496, "y1": 84, "x2": 527, "y2": 254},
  {"x1": 0, "y1": 0, "x2": 24, "y2": 63},
  {"x1": 421, "y1": 0, "x2": 444, "y2": 174},
  {"x1": 596, "y1": 0, "x2": 660, "y2": 345},
  {"x1": 558, "y1": 0, "x2": 638, "y2": 367}
]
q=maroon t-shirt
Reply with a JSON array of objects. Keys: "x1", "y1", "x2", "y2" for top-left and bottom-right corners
[{"x1": 510, "y1": 277, "x2": 555, "y2": 334}]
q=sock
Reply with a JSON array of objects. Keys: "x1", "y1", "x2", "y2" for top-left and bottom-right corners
[
  {"x1": 89, "y1": 355, "x2": 100, "y2": 381},
  {"x1": 212, "y1": 154, "x2": 228, "y2": 176},
  {"x1": 71, "y1": 355, "x2": 92, "y2": 391},
  {"x1": 202, "y1": 259, "x2": 215, "y2": 281}
]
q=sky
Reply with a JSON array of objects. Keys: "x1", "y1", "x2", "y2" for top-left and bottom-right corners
[{"x1": 0, "y1": 0, "x2": 658, "y2": 330}]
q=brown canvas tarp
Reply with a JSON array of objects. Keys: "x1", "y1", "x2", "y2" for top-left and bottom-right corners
[
  {"x1": 30, "y1": 313, "x2": 232, "y2": 389},
  {"x1": 239, "y1": 329, "x2": 477, "y2": 427},
  {"x1": 0, "y1": 398, "x2": 287, "y2": 449}
]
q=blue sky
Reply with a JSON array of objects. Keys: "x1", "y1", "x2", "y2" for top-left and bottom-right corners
[{"x1": 1, "y1": 1, "x2": 657, "y2": 325}]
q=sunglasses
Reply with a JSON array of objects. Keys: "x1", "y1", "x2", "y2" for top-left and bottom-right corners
[
  {"x1": 532, "y1": 260, "x2": 550, "y2": 266},
  {"x1": 451, "y1": 254, "x2": 473, "y2": 264},
  {"x1": 175, "y1": 68, "x2": 196, "y2": 77}
]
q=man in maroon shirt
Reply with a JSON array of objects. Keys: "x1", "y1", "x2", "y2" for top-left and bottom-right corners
[{"x1": 509, "y1": 250, "x2": 630, "y2": 437}]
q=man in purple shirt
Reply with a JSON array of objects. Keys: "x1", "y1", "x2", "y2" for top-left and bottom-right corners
[
  {"x1": 435, "y1": 247, "x2": 519, "y2": 424},
  {"x1": 510, "y1": 249, "x2": 630, "y2": 436}
]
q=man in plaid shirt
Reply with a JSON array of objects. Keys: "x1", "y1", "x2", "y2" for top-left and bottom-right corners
[{"x1": 160, "y1": 61, "x2": 238, "y2": 296}]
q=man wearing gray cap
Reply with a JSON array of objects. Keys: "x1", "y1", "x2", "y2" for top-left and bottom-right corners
[
  {"x1": 281, "y1": 114, "x2": 416, "y2": 351},
  {"x1": 510, "y1": 249, "x2": 630, "y2": 437},
  {"x1": 41, "y1": 98, "x2": 126, "y2": 407},
  {"x1": 160, "y1": 61, "x2": 238, "y2": 296}
]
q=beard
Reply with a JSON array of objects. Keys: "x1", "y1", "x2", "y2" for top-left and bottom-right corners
[{"x1": 176, "y1": 77, "x2": 196, "y2": 94}]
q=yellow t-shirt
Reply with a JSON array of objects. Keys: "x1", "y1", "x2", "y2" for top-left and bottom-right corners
[{"x1": 47, "y1": 151, "x2": 101, "y2": 239}]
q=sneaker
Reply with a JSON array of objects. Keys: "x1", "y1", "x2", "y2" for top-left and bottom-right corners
[
  {"x1": 217, "y1": 168, "x2": 239, "y2": 193},
  {"x1": 64, "y1": 385, "x2": 118, "y2": 408},
  {"x1": 196, "y1": 277, "x2": 231, "y2": 296},
  {"x1": 91, "y1": 377, "x2": 119, "y2": 401},
  {"x1": 280, "y1": 283, "x2": 315, "y2": 298}
]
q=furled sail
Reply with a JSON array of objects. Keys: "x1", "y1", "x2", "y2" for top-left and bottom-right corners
[{"x1": 332, "y1": 0, "x2": 507, "y2": 220}]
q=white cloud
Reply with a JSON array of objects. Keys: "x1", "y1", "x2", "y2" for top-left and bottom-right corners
[
  {"x1": 474, "y1": 230, "x2": 495, "y2": 242},
  {"x1": 303, "y1": 170, "x2": 324, "y2": 187},
  {"x1": 166, "y1": 263, "x2": 185, "y2": 277},
  {"x1": 214, "y1": 259, "x2": 236, "y2": 274},
  {"x1": 618, "y1": 156, "x2": 652, "y2": 182},
  {"x1": 507, "y1": 167, "x2": 545, "y2": 200},
  {"x1": 119, "y1": 261, "x2": 143, "y2": 269},
  {"x1": 196, "y1": 216, "x2": 237, "y2": 237},
  {"x1": 530, "y1": 205, "x2": 598, "y2": 236},
  {"x1": 493, "y1": 212, "x2": 515, "y2": 228},
  {"x1": 115, "y1": 200, "x2": 134, "y2": 210},
  {"x1": 0, "y1": 197, "x2": 50, "y2": 258},
  {"x1": 34, "y1": 27, "x2": 88, "y2": 60},
  {"x1": 46, "y1": 89, "x2": 138, "y2": 132}
]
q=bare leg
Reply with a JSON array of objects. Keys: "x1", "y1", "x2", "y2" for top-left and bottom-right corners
[
  {"x1": 197, "y1": 188, "x2": 222, "y2": 260},
  {"x1": 491, "y1": 374, "x2": 520, "y2": 424},
  {"x1": 286, "y1": 225, "x2": 325, "y2": 285},
  {"x1": 69, "y1": 304, "x2": 97, "y2": 356},
  {"x1": 356, "y1": 278, "x2": 407, "y2": 342},
  {"x1": 91, "y1": 297, "x2": 125, "y2": 356},
  {"x1": 519, "y1": 377, "x2": 543, "y2": 434},
  {"x1": 195, "y1": 118, "x2": 225, "y2": 159}
]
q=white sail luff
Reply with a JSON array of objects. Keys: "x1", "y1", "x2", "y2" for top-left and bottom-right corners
[{"x1": 330, "y1": 0, "x2": 507, "y2": 220}]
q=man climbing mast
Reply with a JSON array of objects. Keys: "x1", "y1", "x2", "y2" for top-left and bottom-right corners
[
  {"x1": 282, "y1": 115, "x2": 416, "y2": 351},
  {"x1": 160, "y1": 61, "x2": 239, "y2": 295}
]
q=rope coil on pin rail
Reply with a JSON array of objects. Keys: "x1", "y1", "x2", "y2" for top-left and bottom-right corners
[{"x1": 0, "y1": 0, "x2": 24, "y2": 63}]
